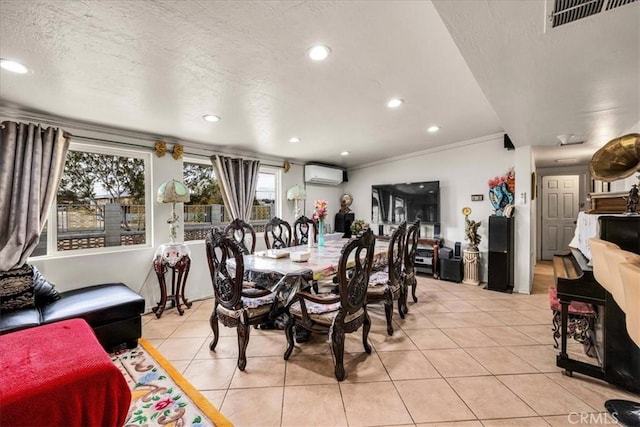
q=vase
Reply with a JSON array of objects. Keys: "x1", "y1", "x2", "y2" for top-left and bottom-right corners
[
  {"x1": 318, "y1": 220, "x2": 325, "y2": 247},
  {"x1": 489, "y1": 182, "x2": 514, "y2": 216}
]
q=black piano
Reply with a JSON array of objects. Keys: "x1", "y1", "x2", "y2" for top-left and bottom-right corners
[{"x1": 554, "y1": 215, "x2": 640, "y2": 394}]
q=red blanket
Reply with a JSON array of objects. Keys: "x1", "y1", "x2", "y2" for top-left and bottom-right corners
[{"x1": 0, "y1": 319, "x2": 131, "y2": 427}]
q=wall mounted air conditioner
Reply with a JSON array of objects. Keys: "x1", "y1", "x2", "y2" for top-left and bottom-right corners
[{"x1": 304, "y1": 164, "x2": 343, "y2": 185}]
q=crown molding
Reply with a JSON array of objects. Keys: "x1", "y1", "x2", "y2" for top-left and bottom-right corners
[{"x1": 349, "y1": 132, "x2": 505, "y2": 172}]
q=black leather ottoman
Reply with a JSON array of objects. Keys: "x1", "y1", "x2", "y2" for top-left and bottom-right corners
[
  {"x1": 41, "y1": 283, "x2": 145, "y2": 349},
  {"x1": 0, "y1": 283, "x2": 145, "y2": 351}
]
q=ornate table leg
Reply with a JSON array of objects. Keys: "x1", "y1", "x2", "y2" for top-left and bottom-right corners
[
  {"x1": 176, "y1": 255, "x2": 193, "y2": 310},
  {"x1": 152, "y1": 255, "x2": 168, "y2": 318}
]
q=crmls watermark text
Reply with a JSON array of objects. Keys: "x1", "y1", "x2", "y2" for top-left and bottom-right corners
[{"x1": 568, "y1": 412, "x2": 619, "y2": 424}]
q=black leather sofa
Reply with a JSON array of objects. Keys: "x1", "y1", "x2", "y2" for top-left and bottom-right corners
[{"x1": 0, "y1": 283, "x2": 145, "y2": 350}]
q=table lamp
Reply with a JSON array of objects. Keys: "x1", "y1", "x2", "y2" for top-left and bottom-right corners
[
  {"x1": 286, "y1": 184, "x2": 306, "y2": 219},
  {"x1": 154, "y1": 180, "x2": 193, "y2": 316},
  {"x1": 157, "y1": 179, "x2": 190, "y2": 243}
]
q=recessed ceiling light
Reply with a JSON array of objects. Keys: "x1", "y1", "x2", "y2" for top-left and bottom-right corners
[
  {"x1": 0, "y1": 59, "x2": 30, "y2": 74},
  {"x1": 202, "y1": 114, "x2": 220, "y2": 123},
  {"x1": 340, "y1": 151, "x2": 349, "y2": 156},
  {"x1": 308, "y1": 45, "x2": 331, "y2": 61},
  {"x1": 427, "y1": 125, "x2": 440, "y2": 133},
  {"x1": 289, "y1": 137, "x2": 300, "y2": 143},
  {"x1": 387, "y1": 98, "x2": 404, "y2": 108}
]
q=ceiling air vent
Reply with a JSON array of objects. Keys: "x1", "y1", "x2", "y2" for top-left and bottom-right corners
[
  {"x1": 605, "y1": 0, "x2": 636, "y2": 10},
  {"x1": 549, "y1": 0, "x2": 637, "y2": 28}
]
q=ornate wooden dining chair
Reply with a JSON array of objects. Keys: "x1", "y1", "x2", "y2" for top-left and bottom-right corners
[
  {"x1": 284, "y1": 229, "x2": 376, "y2": 381},
  {"x1": 205, "y1": 228, "x2": 282, "y2": 370},
  {"x1": 293, "y1": 215, "x2": 317, "y2": 246},
  {"x1": 264, "y1": 216, "x2": 292, "y2": 249},
  {"x1": 367, "y1": 222, "x2": 406, "y2": 335},
  {"x1": 404, "y1": 219, "x2": 420, "y2": 308},
  {"x1": 224, "y1": 218, "x2": 256, "y2": 254}
]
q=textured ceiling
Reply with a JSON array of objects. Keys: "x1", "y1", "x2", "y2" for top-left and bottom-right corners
[{"x1": 0, "y1": 1, "x2": 638, "y2": 168}]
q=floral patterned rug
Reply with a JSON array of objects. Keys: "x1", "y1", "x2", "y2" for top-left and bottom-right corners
[{"x1": 111, "y1": 339, "x2": 233, "y2": 427}]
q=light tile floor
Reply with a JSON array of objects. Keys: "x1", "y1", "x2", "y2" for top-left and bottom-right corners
[{"x1": 142, "y1": 274, "x2": 638, "y2": 426}]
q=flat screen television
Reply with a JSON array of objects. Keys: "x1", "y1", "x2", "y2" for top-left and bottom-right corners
[{"x1": 372, "y1": 181, "x2": 440, "y2": 225}]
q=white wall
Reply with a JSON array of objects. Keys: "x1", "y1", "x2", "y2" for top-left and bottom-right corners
[
  {"x1": 302, "y1": 184, "x2": 345, "y2": 234},
  {"x1": 345, "y1": 134, "x2": 531, "y2": 289},
  {"x1": 513, "y1": 145, "x2": 534, "y2": 293}
]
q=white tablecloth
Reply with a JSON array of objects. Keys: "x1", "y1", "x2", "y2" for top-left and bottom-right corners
[{"x1": 568, "y1": 212, "x2": 629, "y2": 262}]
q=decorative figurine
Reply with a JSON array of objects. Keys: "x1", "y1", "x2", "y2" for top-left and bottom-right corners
[
  {"x1": 335, "y1": 194, "x2": 354, "y2": 234},
  {"x1": 339, "y1": 193, "x2": 353, "y2": 213},
  {"x1": 625, "y1": 184, "x2": 639, "y2": 214},
  {"x1": 461, "y1": 207, "x2": 481, "y2": 285},
  {"x1": 462, "y1": 207, "x2": 481, "y2": 250}
]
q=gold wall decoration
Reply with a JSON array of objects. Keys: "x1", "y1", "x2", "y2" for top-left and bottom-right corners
[
  {"x1": 172, "y1": 144, "x2": 184, "y2": 160},
  {"x1": 283, "y1": 161, "x2": 291, "y2": 173},
  {"x1": 154, "y1": 140, "x2": 167, "y2": 157}
]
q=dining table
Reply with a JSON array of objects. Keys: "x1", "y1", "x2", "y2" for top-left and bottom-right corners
[{"x1": 228, "y1": 236, "x2": 390, "y2": 304}]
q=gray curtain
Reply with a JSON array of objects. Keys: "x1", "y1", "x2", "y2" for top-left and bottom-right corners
[
  {"x1": 0, "y1": 121, "x2": 70, "y2": 271},
  {"x1": 211, "y1": 155, "x2": 260, "y2": 221}
]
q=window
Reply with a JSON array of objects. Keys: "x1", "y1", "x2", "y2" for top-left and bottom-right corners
[
  {"x1": 182, "y1": 160, "x2": 279, "y2": 241},
  {"x1": 31, "y1": 143, "x2": 151, "y2": 256}
]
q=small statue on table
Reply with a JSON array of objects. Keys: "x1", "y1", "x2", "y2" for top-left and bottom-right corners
[
  {"x1": 625, "y1": 184, "x2": 639, "y2": 214},
  {"x1": 339, "y1": 194, "x2": 353, "y2": 214},
  {"x1": 335, "y1": 194, "x2": 355, "y2": 236}
]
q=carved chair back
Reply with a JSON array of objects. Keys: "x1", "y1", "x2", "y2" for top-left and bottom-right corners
[
  {"x1": 387, "y1": 222, "x2": 407, "y2": 287},
  {"x1": 338, "y1": 229, "x2": 376, "y2": 316},
  {"x1": 293, "y1": 215, "x2": 317, "y2": 246},
  {"x1": 224, "y1": 218, "x2": 256, "y2": 255},
  {"x1": 205, "y1": 227, "x2": 244, "y2": 311},
  {"x1": 264, "y1": 216, "x2": 292, "y2": 249},
  {"x1": 283, "y1": 228, "x2": 376, "y2": 381},
  {"x1": 404, "y1": 220, "x2": 420, "y2": 273},
  {"x1": 206, "y1": 226, "x2": 276, "y2": 372},
  {"x1": 365, "y1": 222, "x2": 406, "y2": 335}
]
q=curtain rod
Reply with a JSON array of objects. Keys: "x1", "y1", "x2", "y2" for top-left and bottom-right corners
[
  {"x1": 68, "y1": 134, "x2": 288, "y2": 168},
  {"x1": 1, "y1": 121, "x2": 73, "y2": 140}
]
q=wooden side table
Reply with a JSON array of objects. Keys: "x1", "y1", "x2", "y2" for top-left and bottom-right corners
[{"x1": 152, "y1": 243, "x2": 193, "y2": 318}]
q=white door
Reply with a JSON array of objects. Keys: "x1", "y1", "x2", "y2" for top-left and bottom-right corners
[{"x1": 541, "y1": 175, "x2": 580, "y2": 260}]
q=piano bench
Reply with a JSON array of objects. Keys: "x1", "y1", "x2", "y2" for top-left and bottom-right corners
[{"x1": 549, "y1": 287, "x2": 597, "y2": 356}]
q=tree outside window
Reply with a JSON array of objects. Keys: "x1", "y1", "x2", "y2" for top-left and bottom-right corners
[
  {"x1": 182, "y1": 161, "x2": 278, "y2": 241},
  {"x1": 32, "y1": 149, "x2": 147, "y2": 256}
]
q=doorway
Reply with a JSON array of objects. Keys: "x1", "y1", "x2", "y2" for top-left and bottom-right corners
[{"x1": 541, "y1": 175, "x2": 580, "y2": 260}]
